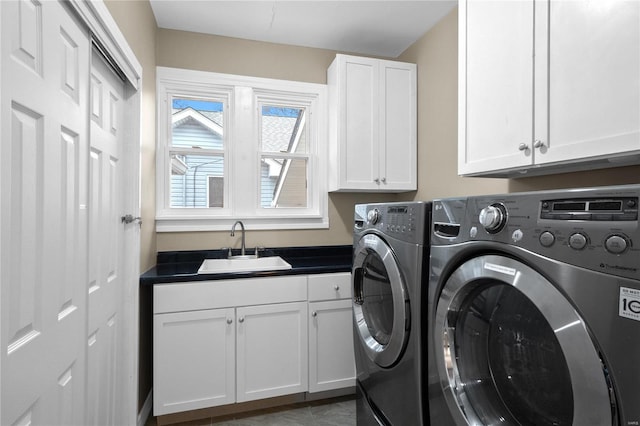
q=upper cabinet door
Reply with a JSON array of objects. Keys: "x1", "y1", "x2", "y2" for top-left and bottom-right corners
[
  {"x1": 379, "y1": 59, "x2": 417, "y2": 191},
  {"x1": 458, "y1": 0, "x2": 535, "y2": 176},
  {"x1": 537, "y1": 0, "x2": 640, "y2": 165},
  {"x1": 340, "y1": 56, "x2": 380, "y2": 191}
]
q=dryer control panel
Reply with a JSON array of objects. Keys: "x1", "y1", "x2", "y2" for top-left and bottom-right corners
[
  {"x1": 434, "y1": 185, "x2": 640, "y2": 280},
  {"x1": 538, "y1": 195, "x2": 638, "y2": 254}
]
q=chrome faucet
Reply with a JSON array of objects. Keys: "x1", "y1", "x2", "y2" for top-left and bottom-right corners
[{"x1": 230, "y1": 220, "x2": 246, "y2": 256}]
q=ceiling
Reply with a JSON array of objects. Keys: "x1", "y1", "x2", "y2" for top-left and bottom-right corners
[{"x1": 149, "y1": 1, "x2": 457, "y2": 58}]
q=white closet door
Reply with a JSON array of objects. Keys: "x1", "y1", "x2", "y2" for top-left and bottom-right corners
[
  {"x1": 0, "y1": 1, "x2": 89, "y2": 425},
  {"x1": 85, "y1": 48, "x2": 127, "y2": 426}
]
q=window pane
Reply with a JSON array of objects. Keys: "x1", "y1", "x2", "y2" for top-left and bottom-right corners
[
  {"x1": 170, "y1": 154, "x2": 224, "y2": 208},
  {"x1": 261, "y1": 158, "x2": 307, "y2": 208},
  {"x1": 172, "y1": 98, "x2": 224, "y2": 150},
  {"x1": 261, "y1": 106, "x2": 307, "y2": 153}
]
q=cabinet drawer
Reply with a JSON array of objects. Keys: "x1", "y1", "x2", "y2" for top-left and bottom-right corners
[
  {"x1": 154, "y1": 275, "x2": 307, "y2": 314},
  {"x1": 308, "y1": 272, "x2": 352, "y2": 302}
]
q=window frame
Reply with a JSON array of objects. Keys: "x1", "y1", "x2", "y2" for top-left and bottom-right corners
[{"x1": 156, "y1": 67, "x2": 328, "y2": 232}]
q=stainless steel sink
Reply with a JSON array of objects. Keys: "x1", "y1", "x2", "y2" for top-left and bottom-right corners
[{"x1": 197, "y1": 256, "x2": 292, "y2": 274}]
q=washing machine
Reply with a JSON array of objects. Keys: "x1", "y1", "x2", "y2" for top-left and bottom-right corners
[
  {"x1": 427, "y1": 184, "x2": 640, "y2": 426},
  {"x1": 353, "y1": 202, "x2": 431, "y2": 425}
]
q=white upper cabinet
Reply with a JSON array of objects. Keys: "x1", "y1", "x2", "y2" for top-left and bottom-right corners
[
  {"x1": 328, "y1": 54, "x2": 417, "y2": 191},
  {"x1": 459, "y1": 0, "x2": 640, "y2": 177}
]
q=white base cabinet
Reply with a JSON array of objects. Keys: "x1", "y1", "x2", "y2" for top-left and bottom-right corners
[
  {"x1": 308, "y1": 273, "x2": 355, "y2": 393},
  {"x1": 153, "y1": 276, "x2": 308, "y2": 416},
  {"x1": 153, "y1": 272, "x2": 354, "y2": 417}
]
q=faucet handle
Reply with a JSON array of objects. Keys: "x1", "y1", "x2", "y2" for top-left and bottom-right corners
[
  {"x1": 254, "y1": 246, "x2": 265, "y2": 257},
  {"x1": 221, "y1": 247, "x2": 232, "y2": 258}
]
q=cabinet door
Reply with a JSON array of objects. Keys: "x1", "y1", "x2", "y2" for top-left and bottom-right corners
[
  {"x1": 459, "y1": 0, "x2": 535, "y2": 175},
  {"x1": 308, "y1": 299, "x2": 356, "y2": 393},
  {"x1": 338, "y1": 55, "x2": 380, "y2": 190},
  {"x1": 379, "y1": 60, "x2": 417, "y2": 191},
  {"x1": 153, "y1": 308, "x2": 236, "y2": 415},
  {"x1": 236, "y1": 302, "x2": 308, "y2": 402},
  {"x1": 535, "y1": 0, "x2": 640, "y2": 165}
]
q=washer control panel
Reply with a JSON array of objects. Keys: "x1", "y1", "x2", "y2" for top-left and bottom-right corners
[
  {"x1": 355, "y1": 201, "x2": 431, "y2": 245},
  {"x1": 456, "y1": 185, "x2": 640, "y2": 280}
]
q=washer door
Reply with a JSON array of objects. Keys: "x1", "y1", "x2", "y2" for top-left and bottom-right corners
[
  {"x1": 352, "y1": 233, "x2": 409, "y2": 368},
  {"x1": 434, "y1": 254, "x2": 614, "y2": 426}
]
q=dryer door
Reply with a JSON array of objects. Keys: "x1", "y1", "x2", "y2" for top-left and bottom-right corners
[
  {"x1": 434, "y1": 254, "x2": 614, "y2": 426},
  {"x1": 352, "y1": 233, "x2": 409, "y2": 368}
]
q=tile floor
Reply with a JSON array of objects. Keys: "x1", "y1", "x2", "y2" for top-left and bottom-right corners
[{"x1": 146, "y1": 396, "x2": 356, "y2": 426}]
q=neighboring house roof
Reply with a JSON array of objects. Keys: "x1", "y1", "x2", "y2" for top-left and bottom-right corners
[
  {"x1": 262, "y1": 115, "x2": 298, "y2": 152},
  {"x1": 172, "y1": 107, "x2": 223, "y2": 136}
]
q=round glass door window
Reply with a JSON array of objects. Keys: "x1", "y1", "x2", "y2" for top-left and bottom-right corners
[
  {"x1": 353, "y1": 233, "x2": 408, "y2": 368},
  {"x1": 435, "y1": 255, "x2": 614, "y2": 426},
  {"x1": 359, "y1": 250, "x2": 393, "y2": 345},
  {"x1": 452, "y1": 283, "x2": 573, "y2": 425}
]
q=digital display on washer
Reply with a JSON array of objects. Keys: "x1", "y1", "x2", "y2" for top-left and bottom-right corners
[
  {"x1": 541, "y1": 197, "x2": 638, "y2": 221},
  {"x1": 387, "y1": 206, "x2": 408, "y2": 214}
]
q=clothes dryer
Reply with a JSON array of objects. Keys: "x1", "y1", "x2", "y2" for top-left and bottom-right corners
[
  {"x1": 427, "y1": 184, "x2": 640, "y2": 426},
  {"x1": 353, "y1": 202, "x2": 431, "y2": 425}
]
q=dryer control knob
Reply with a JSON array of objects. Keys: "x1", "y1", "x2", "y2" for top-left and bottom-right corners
[
  {"x1": 569, "y1": 233, "x2": 588, "y2": 250},
  {"x1": 539, "y1": 231, "x2": 555, "y2": 247},
  {"x1": 367, "y1": 208, "x2": 380, "y2": 225},
  {"x1": 479, "y1": 204, "x2": 507, "y2": 233},
  {"x1": 605, "y1": 235, "x2": 628, "y2": 254}
]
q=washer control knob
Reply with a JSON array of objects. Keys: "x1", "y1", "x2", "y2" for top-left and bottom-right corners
[
  {"x1": 479, "y1": 204, "x2": 507, "y2": 233},
  {"x1": 605, "y1": 235, "x2": 628, "y2": 254},
  {"x1": 569, "y1": 233, "x2": 588, "y2": 250},
  {"x1": 367, "y1": 208, "x2": 380, "y2": 225},
  {"x1": 539, "y1": 231, "x2": 555, "y2": 247}
]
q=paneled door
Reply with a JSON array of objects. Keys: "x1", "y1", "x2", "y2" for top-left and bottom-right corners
[
  {"x1": 0, "y1": 2, "x2": 90, "y2": 425},
  {"x1": 0, "y1": 1, "x2": 137, "y2": 425},
  {"x1": 85, "y1": 48, "x2": 127, "y2": 425}
]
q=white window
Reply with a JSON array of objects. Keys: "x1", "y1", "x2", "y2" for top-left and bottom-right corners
[{"x1": 156, "y1": 67, "x2": 328, "y2": 231}]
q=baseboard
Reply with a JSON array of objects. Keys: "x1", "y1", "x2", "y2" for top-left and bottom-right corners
[
  {"x1": 137, "y1": 390, "x2": 153, "y2": 426},
  {"x1": 305, "y1": 387, "x2": 356, "y2": 401}
]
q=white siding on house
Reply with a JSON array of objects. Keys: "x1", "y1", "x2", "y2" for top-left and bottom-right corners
[{"x1": 170, "y1": 120, "x2": 224, "y2": 208}]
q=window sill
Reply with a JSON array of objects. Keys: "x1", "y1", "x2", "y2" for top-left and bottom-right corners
[{"x1": 155, "y1": 216, "x2": 329, "y2": 232}]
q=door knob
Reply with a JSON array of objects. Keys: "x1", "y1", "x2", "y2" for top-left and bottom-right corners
[{"x1": 121, "y1": 214, "x2": 142, "y2": 225}]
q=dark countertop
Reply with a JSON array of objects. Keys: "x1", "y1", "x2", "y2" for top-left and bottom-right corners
[{"x1": 140, "y1": 245, "x2": 353, "y2": 285}]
